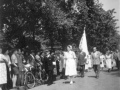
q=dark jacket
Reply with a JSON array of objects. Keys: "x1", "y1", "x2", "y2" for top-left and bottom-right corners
[
  {"x1": 44, "y1": 55, "x2": 54, "y2": 71},
  {"x1": 78, "y1": 52, "x2": 86, "y2": 65}
]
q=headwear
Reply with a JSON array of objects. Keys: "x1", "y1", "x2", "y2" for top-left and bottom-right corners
[{"x1": 67, "y1": 45, "x2": 72, "y2": 50}]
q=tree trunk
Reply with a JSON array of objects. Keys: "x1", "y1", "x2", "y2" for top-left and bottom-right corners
[{"x1": 61, "y1": 26, "x2": 67, "y2": 50}]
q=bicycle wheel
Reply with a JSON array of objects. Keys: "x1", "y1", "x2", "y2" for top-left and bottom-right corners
[{"x1": 24, "y1": 72, "x2": 35, "y2": 89}]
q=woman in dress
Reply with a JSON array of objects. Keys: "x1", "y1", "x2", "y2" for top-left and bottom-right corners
[
  {"x1": 85, "y1": 55, "x2": 89, "y2": 72},
  {"x1": 64, "y1": 45, "x2": 77, "y2": 84},
  {"x1": 0, "y1": 48, "x2": 7, "y2": 90},
  {"x1": 86, "y1": 53, "x2": 92, "y2": 71},
  {"x1": 3, "y1": 48, "x2": 12, "y2": 89},
  {"x1": 100, "y1": 53, "x2": 105, "y2": 70},
  {"x1": 105, "y1": 50, "x2": 112, "y2": 72}
]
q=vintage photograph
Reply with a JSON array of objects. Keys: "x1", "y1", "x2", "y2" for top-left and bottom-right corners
[{"x1": 0, "y1": 0, "x2": 120, "y2": 90}]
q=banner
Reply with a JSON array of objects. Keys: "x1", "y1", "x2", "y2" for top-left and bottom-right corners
[{"x1": 79, "y1": 27, "x2": 89, "y2": 56}]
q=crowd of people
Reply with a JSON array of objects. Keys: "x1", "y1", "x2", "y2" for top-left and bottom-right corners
[{"x1": 0, "y1": 45, "x2": 120, "y2": 90}]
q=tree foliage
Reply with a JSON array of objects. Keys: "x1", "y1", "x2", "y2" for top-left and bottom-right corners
[{"x1": 0, "y1": 0, "x2": 119, "y2": 52}]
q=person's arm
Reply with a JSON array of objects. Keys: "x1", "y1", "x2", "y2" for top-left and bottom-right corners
[
  {"x1": 11, "y1": 55, "x2": 18, "y2": 67},
  {"x1": 7, "y1": 55, "x2": 11, "y2": 67},
  {"x1": 1, "y1": 55, "x2": 8, "y2": 65},
  {"x1": 73, "y1": 51, "x2": 77, "y2": 60}
]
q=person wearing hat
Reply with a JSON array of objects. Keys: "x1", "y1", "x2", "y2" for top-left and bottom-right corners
[
  {"x1": 91, "y1": 47, "x2": 101, "y2": 78},
  {"x1": 44, "y1": 50, "x2": 54, "y2": 85}
]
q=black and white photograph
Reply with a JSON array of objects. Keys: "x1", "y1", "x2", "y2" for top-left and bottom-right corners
[{"x1": 0, "y1": 0, "x2": 120, "y2": 90}]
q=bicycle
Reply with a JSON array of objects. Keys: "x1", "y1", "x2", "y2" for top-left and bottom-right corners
[
  {"x1": 23, "y1": 64, "x2": 36, "y2": 89},
  {"x1": 23, "y1": 63, "x2": 48, "y2": 89},
  {"x1": 34, "y1": 63, "x2": 48, "y2": 85}
]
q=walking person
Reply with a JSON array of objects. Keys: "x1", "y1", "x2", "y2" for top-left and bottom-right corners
[
  {"x1": 0, "y1": 48, "x2": 8, "y2": 90},
  {"x1": 91, "y1": 47, "x2": 101, "y2": 78},
  {"x1": 105, "y1": 50, "x2": 112, "y2": 72},
  {"x1": 77, "y1": 48, "x2": 86, "y2": 78},
  {"x1": 64, "y1": 45, "x2": 77, "y2": 84}
]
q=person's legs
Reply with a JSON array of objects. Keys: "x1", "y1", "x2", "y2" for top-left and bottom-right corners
[
  {"x1": 48, "y1": 70, "x2": 53, "y2": 84},
  {"x1": 93, "y1": 65, "x2": 97, "y2": 73},
  {"x1": 80, "y1": 65, "x2": 82, "y2": 76},
  {"x1": 96, "y1": 65, "x2": 100, "y2": 78},
  {"x1": 69, "y1": 76, "x2": 73, "y2": 84},
  {"x1": 118, "y1": 61, "x2": 120, "y2": 71},
  {"x1": 21, "y1": 71, "x2": 24, "y2": 86},
  {"x1": 0, "y1": 85, "x2": 3, "y2": 90},
  {"x1": 12, "y1": 74, "x2": 17, "y2": 88},
  {"x1": 82, "y1": 65, "x2": 85, "y2": 77},
  {"x1": 116, "y1": 59, "x2": 119, "y2": 70},
  {"x1": 17, "y1": 71, "x2": 22, "y2": 86}
]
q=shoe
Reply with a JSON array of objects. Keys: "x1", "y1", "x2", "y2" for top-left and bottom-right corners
[{"x1": 70, "y1": 81, "x2": 73, "y2": 85}]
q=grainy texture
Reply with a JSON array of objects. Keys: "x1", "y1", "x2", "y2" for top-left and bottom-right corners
[{"x1": 30, "y1": 69, "x2": 120, "y2": 90}]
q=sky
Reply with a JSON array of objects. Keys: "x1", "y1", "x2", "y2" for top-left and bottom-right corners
[{"x1": 99, "y1": 0, "x2": 120, "y2": 34}]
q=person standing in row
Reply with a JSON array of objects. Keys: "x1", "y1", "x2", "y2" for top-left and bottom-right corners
[
  {"x1": 16, "y1": 49, "x2": 24, "y2": 86},
  {"x1": 64, "y1": 45, "x2": 77, "y2": 84},
  {"x1": 91, "y1": 47, "x2": 101, "y2": 78},
  {"x1": 77, "y1": 48, "x2": 86, "y2": 78},
  {"x1": 59, "y1": 51, "x2": 65, "y2": 79},
  {"x1": 35, "y1": 51, "x2": 43, "y2": 80},
  {"x1": 3, "y1": 48, "x2": 12, "y2": 89},
  {"x1": 0, "y1": 48, "x2": 8, "y2": 90},
  {"x1": 11, "y1": 49, "x2": 19, "y2": 88},
  {"x1": 44, "y1": 50, "x2": 54, "y2": 85}
]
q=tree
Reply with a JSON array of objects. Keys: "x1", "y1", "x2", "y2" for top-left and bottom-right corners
[{"x1": 0, "y1": 0, "x2": 119, "y2": 52}]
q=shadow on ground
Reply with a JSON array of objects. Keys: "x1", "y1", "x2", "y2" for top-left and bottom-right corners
[
  {"x1": 63, "y1": 81, "x2": 75, "y2": 84},
  {"x1": 88, "y1": 76, "x2": 96, "y2": 78}
]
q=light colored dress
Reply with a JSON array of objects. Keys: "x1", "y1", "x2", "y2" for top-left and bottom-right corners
[
  {"x1": 0, "y1": 54, "x2": 7, "y2": 84},
  {"x1": 4, "y1": 55, "x2": 11, "y2": 71},
  {"x1": 85, "y1": 56, "x2": 89, "y2": 70},
  {"x1": 85, "y1": 55, "x2": 92, "y2": 69},
  {"x1": 100, "y1": 55, "x2": 105, "y2": 68},
  {"x1": 64, "y1": 51, "x2": 77, "y2": 76},
  {"x1": 105, "y1": 54, "x2": 112, "y2": 69},
  {"x1": 111, "y1": 54, "x2": 116, "y2": 68}
]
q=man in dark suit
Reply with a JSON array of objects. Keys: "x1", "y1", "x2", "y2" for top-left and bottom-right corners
[
  {"x1": 44, "y1": 50, "x2": 54, "y2": 84},
  {"x1": 77, "y1": 48, "x2": 86, "y2": 78}
]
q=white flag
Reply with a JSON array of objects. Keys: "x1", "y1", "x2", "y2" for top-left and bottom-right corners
[{"x1": 79, "y1": 28, "x2": 89, "y2": 56}]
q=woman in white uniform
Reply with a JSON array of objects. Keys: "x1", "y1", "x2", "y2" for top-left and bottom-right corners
[
  {"x1": 64, "y1": 45, "x2": 77, "y2": 84},
  {"x1": 0, "y1": 48, "x2": 7, "y2": 90},
  {"x1": 105, "y1": 50, "x2": 112, "y2": 72}
]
